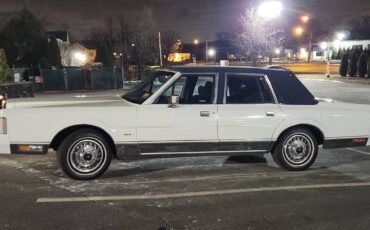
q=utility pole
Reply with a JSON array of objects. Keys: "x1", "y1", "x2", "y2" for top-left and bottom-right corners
[
  {"x1": 326, "y1": 39, "x2": 331, "y2": 78},
  {"x1": 205, "y1": 40, "x2": 208, "y2": 63},
  {"x1": 308, "y1": 31, "x2": 313, "y2": 63},
  {"x1": 158, "y1": 32, "x2": 163, "y2": 67}
]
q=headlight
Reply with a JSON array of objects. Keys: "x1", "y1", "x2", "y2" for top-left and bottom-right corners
[{"x1": 0, "y1": 117, "x2": 7, "y2": 134}]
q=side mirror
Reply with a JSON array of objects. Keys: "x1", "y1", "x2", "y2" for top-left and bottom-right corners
[{"x1": 168, "y1": 95, "x2": 179, "y2": 108}]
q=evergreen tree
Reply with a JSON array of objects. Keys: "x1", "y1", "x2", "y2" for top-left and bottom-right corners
[
  {"x1": 336, "y1": 48, "x2": 343, "y2": 60},
  {"x1": 331, "y1": 49, "x2": 337, "y2": 60},
  {"x1": 1, "y1": 9, "x2": 46, "y2": 67},
  {"x1": 0, "y1": 49, "x2": 11, "y2": 83},
  {"x1": 37, "y1": 38, "x2": 51, "y2": 68},
  {"x1": 348, "y1": 50, "x2": 359, "y2": 77},
  {"x1": 339, "y1": 51, "x2": 349, "y2": 77},
  {"x1": 358, "y1": 50, "x2": 368, "y2": 78},
  {"x1": 49, "y1": 35, "x2": 62, "y2": 67}
]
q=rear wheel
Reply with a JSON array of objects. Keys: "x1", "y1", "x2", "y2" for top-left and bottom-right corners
[
  {"x1": 272, "y1": 128, "x2": 318, "y2": 171},
  {"x1": 57, "y1": 129, "x2": 112, "y2": 180}
]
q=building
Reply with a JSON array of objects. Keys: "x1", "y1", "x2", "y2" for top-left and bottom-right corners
[
  {"x1": 312, "y1": 39, "x2": 370, "y2": 62},
  {"x1": 69, "y1": 43, "x2": 97, "y2": 67}
]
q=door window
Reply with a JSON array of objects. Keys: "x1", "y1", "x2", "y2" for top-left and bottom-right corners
[
  {"x1": 226, "y1": 75, "x2": 274, "y2": 104},
  {"x1": 156, "y1": 74, "x2": 215, "y2": 104}
]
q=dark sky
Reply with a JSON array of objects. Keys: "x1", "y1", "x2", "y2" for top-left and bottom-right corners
[{"x1": 0, "y1": 0, "x2": 369, "y2": 42}]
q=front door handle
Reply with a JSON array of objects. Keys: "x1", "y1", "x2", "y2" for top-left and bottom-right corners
[
  {"x1": 200, "y1": 111, "x2": 211, "y2": 117},
  {"x1": 266, "y1": 111, "x2": 275, "y2": 117}
]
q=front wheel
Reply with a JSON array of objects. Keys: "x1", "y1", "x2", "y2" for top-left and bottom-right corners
[
  {"x1": 57, "y1": 129, "x2": 112, "y2": 180},
  {"x1": 272, "y1": 128, "x2": 318, "y2": 171}
]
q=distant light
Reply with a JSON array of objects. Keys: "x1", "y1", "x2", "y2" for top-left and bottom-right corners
[
  {"x1": 131, "y1": 43, "x2": 135, "y2": 47},
  {"x1": 301, "y1": 15, "x2": 310, "y2": 23},
  {"x1": 275, "y1": 49, "x2": 281, "y2": 55},
  {"x1": 320, "y1": 42, "x2": 328, "y2": 50},
  {"x1": 337, "y1": 32, "x2": 346, "y2": 41},
  {"x1": 208, "y1": 48, "x2": 216, "y2": 57},
  {"x1": 300, "y1": 48, "x2": 307, "y2": 53},
  {"x1": 257, "y1": 1, "x2": 283, "y2": 19},
  {"x1": 334, "y1": 39, "x2": 341, "y2": 48},
  {"x1": 194, "y1": 39, "x2": 199, "y2": 45},
  {"x1": 74, "y1": 52, "x2": 86, "y2": 62},
  {"x1": 294, "y1": 27, "x2": 304, "y2": 36}
]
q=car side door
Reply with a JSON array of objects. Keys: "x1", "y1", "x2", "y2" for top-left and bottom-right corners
[
  {"x1": 217, "y1": 73, "x2": 285, "y2": 152},
  {"x1": 136, "y1": 73, "x2": 219, "y2": 155}
]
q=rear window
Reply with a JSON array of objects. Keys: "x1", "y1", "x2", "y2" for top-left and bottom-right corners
[{"x1": 267, "y1": 72, "x2": 318, "y2": 105}]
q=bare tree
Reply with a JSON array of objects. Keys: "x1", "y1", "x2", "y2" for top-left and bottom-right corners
[
  {"x1": 130, "y1": 7, "x2": 157, "y2": 79},
  {"x1": 161, "y1": 30, "x2": 180, "y2": 66},
  {"x1": 234, "y1": 7, "x2": 285, "y2": 66},
  {"x1": 117, "y1": 15, "x2": 133, "y2": 69}
]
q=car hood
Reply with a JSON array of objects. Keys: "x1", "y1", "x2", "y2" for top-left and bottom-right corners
[{"x1": 6, "y1": 94, "x2": 135, "y2": 109}]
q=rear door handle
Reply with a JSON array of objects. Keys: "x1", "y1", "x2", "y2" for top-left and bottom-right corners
[
  {"x1": 200, "y1": 111, "x2": 211, "y2": 117},
  {"x1": 266, "y1": 111, "x2": 275, "y2": 117}
]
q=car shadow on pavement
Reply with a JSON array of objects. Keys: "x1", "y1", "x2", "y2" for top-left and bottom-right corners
[
  {"x1": 101, "y1": 155, "x2": 269, "y2": 179},
  {"x1": 226, "y1": 154, "x2": 267, "y2": 164}
]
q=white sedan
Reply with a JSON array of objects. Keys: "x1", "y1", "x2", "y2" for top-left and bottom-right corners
[{"x1": 0, "y1": 66, "x2": 369, "y2": 180}]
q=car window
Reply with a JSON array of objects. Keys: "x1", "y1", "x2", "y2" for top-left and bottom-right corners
[
  {"x1": 156, "y1": 74, "x2": 215, "y2": 104},
  {"x1": 226, "y1": 75, "x2": 274, "y2": 104},
  {"x1": 122, "y1": 71, "x2": 175, "y2": 104}
]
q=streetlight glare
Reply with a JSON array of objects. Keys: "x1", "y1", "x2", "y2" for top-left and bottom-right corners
[
  {"x1": 320, "y1": 42, "x2": 328, "y2": 50},
  {"x1": 294, "y1": 27, "x2": 304, "y2": 36},
  {"x1": 257, "y1": 1, "x2": 283, "y2": 19},
  {"x1": 208, "y1": 48, "x2": 216, "y2": 57},
  {"x1": 194, "y1": 39, "x2": 199, "y2": 45},
  {"x1": 337, "y1": 32, "x2": 346, "y2": 41},
  {"x1": 301, "y1": 15, "x2": 310, "y2": 23}
]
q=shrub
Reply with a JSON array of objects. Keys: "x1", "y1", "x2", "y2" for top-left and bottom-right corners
[
  {"x1": 358, "y1": 50, "x2": 368, "y2": 77},
  {"x1": 348, "y1": 50, "x2": 359, "y2": 77},
  {"x1": 339, "y1": 51, "x2": 349, "y2": 77},
  {"x1": 0, "y1": 49, "x2": 12, "y2": 83}
]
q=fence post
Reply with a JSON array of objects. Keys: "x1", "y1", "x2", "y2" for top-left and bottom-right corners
[
  {"x1": 114, "y1": 67, "x2": 117, "y2": 89},
  {"x1": 91, "y1": 69, "x2": 94, "y2": 90},
  {"x1": 63, "y1": 68, "x2": 69, "y2": 91}
]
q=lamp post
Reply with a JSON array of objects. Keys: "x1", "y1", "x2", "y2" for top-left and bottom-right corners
[
  {"x1": 293, "y1": 15, "x2": 313, "y2": 63},
  {"x1": 257, "y1": 1, "x2": 283, "y2": 65},
  {"x1": 320, "y1": 41, "x2": 331, "y2": 78}
]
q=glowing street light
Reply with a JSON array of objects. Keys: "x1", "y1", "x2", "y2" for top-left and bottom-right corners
[
  {"x1": 337, "y1": 32, "x2": 346, "y2": 41},
  {"x1": 208, "y1": 48, "x2": 216, "y2": 57},
  {"x1": 274, "y1": 48, "x2": 281, "y2": 55},
  {"x1": 257, "y1": 1, "x2": 283, "y2": 19},
  {"x1": 301, "y1": 15, "x2": 310, "y2": 23},
  {"x1": 294, "y1": 27, "x2": 304, "y2": 36},
  {"x1": 320, "y1": 42, "x2": 328, "y2": 50},
  {"x1": 193, "y1": 39, "x2": 199, "y2": 45}
]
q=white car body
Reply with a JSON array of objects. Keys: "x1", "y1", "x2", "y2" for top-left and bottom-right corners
[{"x1": 0, "y1": 66, "x2": 369, "y2": 160}]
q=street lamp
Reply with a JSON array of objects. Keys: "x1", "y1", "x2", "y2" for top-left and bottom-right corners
[
  {"x1": 193, "y1": 39, "x2": 199, "y2": 45},
  {"x1": 257, "y1": 1, "x2": 283, "y2": 19},
  {"x1": 301, "y1": 15, "x2": 310, "y2": 23},
  {"x1": 294, "y1": 27, "x2": 304, "y2": 36},
  {"x1": 208, "y1": 48, "x2": 216, "y2": 58}
]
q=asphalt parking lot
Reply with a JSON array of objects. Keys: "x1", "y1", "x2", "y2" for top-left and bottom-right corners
[{"x1": 1, "y1": 77, "x2": 370, "y2": 230}]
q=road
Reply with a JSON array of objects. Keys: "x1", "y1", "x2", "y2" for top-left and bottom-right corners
[{"x1": 1, "y1": 78, "x2": 370, "y2": 230}]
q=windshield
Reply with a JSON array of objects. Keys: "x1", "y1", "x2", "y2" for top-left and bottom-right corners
[{"x1": 122, "y1": 71, "x2": 176, "y2": 104}]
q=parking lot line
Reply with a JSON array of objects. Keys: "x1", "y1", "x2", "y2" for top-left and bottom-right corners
[
  {"x1": 347, "y1": 148, "x2": 370, "y2": 156},
  {"x1": 37, "y1": 182, "x2": 370, "y2": 203}
]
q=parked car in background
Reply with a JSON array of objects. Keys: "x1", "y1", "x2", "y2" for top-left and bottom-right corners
[{"x1": 0, "y1": 66, "x2": 370, "y2": 180}]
